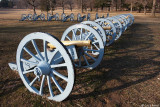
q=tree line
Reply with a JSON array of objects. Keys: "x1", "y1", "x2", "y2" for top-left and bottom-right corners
[{"x1": 0, "y1": 0, "x2": 159, "y2": 16}]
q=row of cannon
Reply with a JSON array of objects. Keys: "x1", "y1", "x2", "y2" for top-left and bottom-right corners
[
  {"x1": 10, "y1": 13, "x2": 134, "y2": 102},
  {"x1": 20, "y1": 13, "x2": 109, "y2": 22}
]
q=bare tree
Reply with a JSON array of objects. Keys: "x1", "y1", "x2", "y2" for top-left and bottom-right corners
[
  {"x1": 50, "y1": 0, "x2": 57, "y2": 15},
  {"x1": 81, "y1": 0, "x2": 83, "y2": 13},
  {"x1": 125, "y1": 0, "x2": 138, "y2": 12},
  {"x1": 25, "y1": 0, "x2": 39, "y2": 14},
  {"x1": 40, "y1": 0, "x2": 50, "y2": 14},
  {"x1": 141, "y1": 0, "x2": 148, "y2": 15},
  {"x1": 130, "y1": 0, "x2": 133, "y2": 12},
  {"x1": 151, "y1": 0, "x2": 157, "y2": 16},
  {"x1": 111, "y1": 0, "x2": 121, "y2": 11},
  {"x1": 115, "y1": 0, "x2": 118, "y2": 11},
  {"x1": 57, "y1": 0, "x2": 65, "y2": 13},
  {"x1": 89, "y1": 0, "x2": 94, "y2": 11},
  {"x1": 13, "y1": 0, "x2": 29, "y2": 9},
  {"x1": 66, "y1": 0, "x2": 74, "y2": 11}
]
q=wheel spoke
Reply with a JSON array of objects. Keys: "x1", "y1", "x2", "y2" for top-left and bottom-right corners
[
  {"x1": 50, "y1": 73, "x2": 64, "y2": 93},
  {"x1": 43, "y1": 40, "x2": 48, "y2": 62},
  {"x1": 84, "y1": 52, "x2": 97, "y2": 61},
  {"x1": 85, "y1": 32, "x2": 92, "y2": 40},
  {"x1": 93, "y1": 43, "x2": 100, "y2": 50},
  {"x1": 83, "y1": 55, "x2": 89, "y2": 66},
  {"x1": 51, "y1": 63, "x2": 67, "y2": 68},
  {"x1": 21, "y1": 58, "x2": 38, "y2": 65},
  {"x1": 29, "y1": 76, "x2": 38, "y2": 86},
  {"x1": 66, "y1": 35, "x2": 71, "y2": 41},
  {"x1": 23, "y1": 69, "x2": 34, "y2": 74},
  {"x1": 47, "y1": 76, "x2": 54, "y2": 97},
  {"x1": 92, "y1": 40, "x2": 99, "y2": 44},
  {"x1": 48, "y1": 49, "x2": 58, "y2": 64},
  {"x1": 72, "y1": 29, "x2": 77, "y2": 40},
  {"x1": 23, "y1": 47, "x2": 41, "y2": 62},
  {"x1": 31, "y1": 40, "x2": 44, "y2": 61},
  {"x1": 52, "y1": 70, "x2": 68, "y2": 82},
  {"x1": 39, "y1": 75, "x2": 46, "y2": 95},
  {"x1": 80, "y1": 28, "x2": 83, "y2": 40}
]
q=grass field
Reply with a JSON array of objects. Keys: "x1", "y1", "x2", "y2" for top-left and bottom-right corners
[{"x1": 0, "y1": 9, "x2": 160, "y2": 106}]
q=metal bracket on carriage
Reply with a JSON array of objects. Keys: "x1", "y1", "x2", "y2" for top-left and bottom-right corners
[{"x1": 8, "y1": 63, "x2": 18, "y2": 71}]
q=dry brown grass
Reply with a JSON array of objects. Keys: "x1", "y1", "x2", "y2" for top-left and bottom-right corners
[{"x1": 0, "y1": 9, "x2": 160, "y2": 107}]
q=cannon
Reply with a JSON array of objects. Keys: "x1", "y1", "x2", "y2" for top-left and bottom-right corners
[
  {"x1": 8, "y1": 23, "x2": 104, "y2": 102},
  {"x1": 20, "y1": 14, "x2": 32, "y2": 21},
  {"x1": 121, "y1": 14, "x2": 134, "y2": 27},
  {"x1": 32, "y1": 13, "x2": 45, "y2": 21},
  {"x1": 47, "y1": 13, "x2": 59, "y2": 21},
  {"x1": 95, "y1": 13, "x2": 109, "y2": 20},
  {"x1": 93, "y1": 13, "x2": 134, "y2": 46},
  {"x1": 105, "y1": 17, "x2": 123, "y2": 40},
  {"x1": 95, "y1": 18, "x2": 117, "y2": 46},
  {"x1": 61, "y1": 13, "x2": 74, "y2": 22},
  {"x1": 77, "y1": 13, "x2": 91, "y2": 22},
  {"x1": 77, "y1": 13, "x2": 87, "y2": 22},
  {"x1": 112, "y1": 14, "x2": 134, "y2": 32}
]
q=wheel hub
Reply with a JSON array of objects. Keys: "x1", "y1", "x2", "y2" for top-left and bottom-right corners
[{"x1": 34, "y1": 61, "x2": 51, "y2": 77}]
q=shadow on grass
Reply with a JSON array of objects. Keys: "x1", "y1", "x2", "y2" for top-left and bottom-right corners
[
  {"x1": 67, "y1": 21, "x2": 160, "y2": 101},
  {"x1": 0, "y1": 78, "x2": 24, "y2": 97}
]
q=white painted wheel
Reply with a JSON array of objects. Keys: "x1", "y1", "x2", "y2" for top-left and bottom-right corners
[
  {"x1": 40, "y1": 13, "x2": 45, "y2": 21},
  {"x1": 55, "y1": 13, "x2": 59, "y2": 21},
  {"x1": 118, "y1": 15, "x2": 129, "y2": 27},
  {"x1": 113, "y1": 16, "x2": 126, "y2": 32},
  {"x1": 61, "y1": 24, "x2": 104, "y2": 69},
  {"x1": 77, "y1": 13, "x2": 81, "y2": 22},
  {"x1": 16, "y1": 32, "x2": 75, "y2": 102},
  {"x1": 81, "y1": 21, "x2": 106, "y2": 46},
  {"x1": 61, "y1": 13, "x2": 66, "y2": 21},
  {"x1": 28, "y1": 14, "x2": 32, "y2": 21},
  {"x1": 106, "y1": 17, "x2": 123, "y2": 40},
  {"x1": 70, "y1": 13, "x2": 74, "y2": 21},
  {"x1": 122, "y1": 14, "x2": 134, "y2": 26},
  {"x1": 95, "y1": 18, "x2": 117, "y2": 46}
]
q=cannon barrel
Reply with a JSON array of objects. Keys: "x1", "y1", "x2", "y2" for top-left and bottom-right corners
[
  {"x1": 48, "y1": 40, "x2": 91, "y2": 49},
  {"x1": 93, "y1": 26, "x2": 112, "y2": 30}
]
